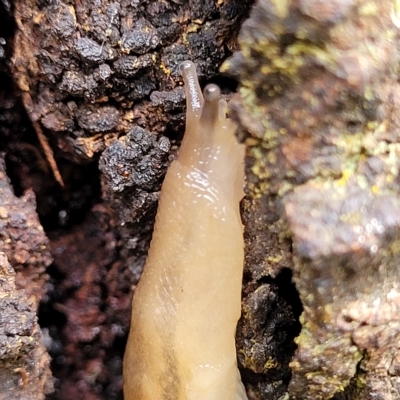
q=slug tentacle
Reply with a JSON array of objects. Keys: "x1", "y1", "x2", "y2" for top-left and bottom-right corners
[
  {"x1": 200, "y1": 83, "x2": 221, "y2": 131},
  {"x1": 179, "y1": 60, "x2": 203, "y2": 117},
  {"x1": 178, "y1": 60, "x2": 204, "y2": 169},
  {"x1": 179, "y1": 62, "x2": 245, "y2": 202}
]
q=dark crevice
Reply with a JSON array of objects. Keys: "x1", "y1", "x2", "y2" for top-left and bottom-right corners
[
  {"x1": 332, "y1": 352, "x2": 367, "y2": 400},
  {"x1": 5, "y1": 150, "x2": 101, "y2": 231},
  {"x1": 274, "y1": 267, "x2": 303, "y2": 322}
]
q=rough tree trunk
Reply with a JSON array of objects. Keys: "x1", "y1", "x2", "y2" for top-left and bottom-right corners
[
  {"x1": 227, "y1": 0, "x2": 400, "y2": 399},
  {"x1": 0, "y1": 0, "x2": 398, "y2": 399}
]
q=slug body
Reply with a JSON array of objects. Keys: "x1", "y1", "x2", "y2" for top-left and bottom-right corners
[{"x1": 123, "y1": 61, "x2": 247, "y2": 400}]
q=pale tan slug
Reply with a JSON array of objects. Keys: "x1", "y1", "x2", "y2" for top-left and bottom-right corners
[{"x1": 123, "y1": 60, "x2": 247, "y2": 400}]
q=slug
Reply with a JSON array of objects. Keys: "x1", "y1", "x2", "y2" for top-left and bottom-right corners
[{"x1": 123, "y1": 60, "x2": 247, "y2": 400}]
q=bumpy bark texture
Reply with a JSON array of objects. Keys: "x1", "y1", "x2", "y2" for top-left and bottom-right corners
[
  {"x1": 0, "y1": 154, "x2": 53, "y2": 399},
  {"x1": 99, "y1": 126, "x2": 170, "y2": 278},
  {"x1": 0, "y1": 156, "x2": 52, "y2": 308},
  {"x1": 0, "y1": 252, "x2": 53, "y2": 399},
  {"x1": 12, "y1": 0, "x2": 246, "y2": 163},
  {"x1": 225, "y1": 0, "x2": 400, "y2": 399}
]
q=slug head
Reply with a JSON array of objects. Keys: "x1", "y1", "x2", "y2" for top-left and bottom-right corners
[{"x1": 179, "y1": 60, "x2": 245, "y2": 202}]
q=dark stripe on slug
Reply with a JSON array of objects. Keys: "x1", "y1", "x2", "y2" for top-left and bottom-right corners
[{"x1": 160, "y1": 338, "x2": 181, "y2": 399}]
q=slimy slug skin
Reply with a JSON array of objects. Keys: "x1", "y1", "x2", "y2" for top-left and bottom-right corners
[{"x1": 123, "y1": 60, "x2": 247, "y2": 400}]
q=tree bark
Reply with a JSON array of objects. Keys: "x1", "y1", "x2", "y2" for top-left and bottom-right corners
[
  {"x1": 2, "y1": 0, "x2": 398, "y2": 399},
  {"x1": 227, "y1": 0, "x2": 400, "y2": 398}
]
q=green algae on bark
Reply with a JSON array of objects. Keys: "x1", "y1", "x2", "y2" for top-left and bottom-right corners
[{"x1": 225, "y1": 0, "x2": 400, "y2": 398}]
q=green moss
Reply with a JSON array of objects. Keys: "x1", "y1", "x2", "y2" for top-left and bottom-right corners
[
  {"x1": 263, "y1": 357, "x2": 279, "y2": 370},
  {"x1": 266, "y1": 254, "x2": 283, "y2": 264},
  {"x1": 270, "y1": 0, "x2": 290, "y2": 18}
]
